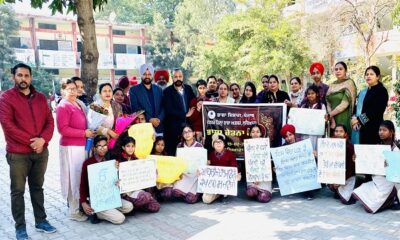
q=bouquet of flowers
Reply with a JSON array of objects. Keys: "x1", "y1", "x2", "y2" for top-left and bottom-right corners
[
  {"x1": 108, "y1": 113, "x2": 137, "y2": 149},
  {"x1": 86, "y1": 103, "x2": 109, "y2": 151}
]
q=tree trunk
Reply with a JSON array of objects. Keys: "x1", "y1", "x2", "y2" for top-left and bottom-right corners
[{"x1": 76, "y1": 0, "x2": 99, "y2": 101}]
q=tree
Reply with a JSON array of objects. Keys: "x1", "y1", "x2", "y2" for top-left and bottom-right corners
[
  {"x1": 5, "y1": 0, "x2": 108, "y2": 99},
  {"x1": 303, "y1": 8, "x2": 343, "y2": 71},
  {"x1": 95, "y1": 0, "x2": 183, "y2": 24},
  {"x1": 144, "y1": 12, "x2": 186, "y2": 75},
  {"x1": 0, "y1": 4, "x2": 18, "y2": 91},
  {"x1": 194, "y1": 0, "x2": 311, "y2": 86},
  {"x1": 339, "y1": 0, "x2": 396, "y2": 67},
  {"x1": 172, "y1": 0, "x2": 235, "y2": 80}
]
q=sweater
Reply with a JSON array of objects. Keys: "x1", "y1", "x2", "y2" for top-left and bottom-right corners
[
  {"x1": 208, "y1": 149, "x2": 239, "y2": 172},
  {"x1": 0, "y1": 86, "x2": 54, "y2": 153},
  {"x1": 56, "y1": 99, "x2": 87, "y2": 146}
]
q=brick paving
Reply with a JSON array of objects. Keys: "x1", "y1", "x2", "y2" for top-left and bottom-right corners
[{"x1": 0, "y1": 127, "x2": 399, "y2": 240}]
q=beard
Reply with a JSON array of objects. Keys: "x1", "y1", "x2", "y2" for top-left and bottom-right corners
[
  {"x1": 17, "y1": 81, "x2": 29, "y2": 90},
  {"x1": 157, "y1": 80, "x2": 167, "y2": 86},
  {"x1": 173, "y1": 80, "x2": 183, "y2": 87},
  {"x1": 142, "y1": 77, "x2": 152, "y2": 85}
]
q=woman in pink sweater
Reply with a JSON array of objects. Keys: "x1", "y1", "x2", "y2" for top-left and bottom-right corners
[{"x1": 56, "y1": 79, "x2": 95, "y2": 222}]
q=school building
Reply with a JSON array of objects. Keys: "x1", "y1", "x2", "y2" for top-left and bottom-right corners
[{"x1": 10, "y1": 2, "x2": 149, "y2": 86}]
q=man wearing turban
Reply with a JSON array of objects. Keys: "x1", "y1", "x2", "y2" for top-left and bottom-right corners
[
  {"x1": 300, "y1": 62, "x2": 329, "y2": 106},
  {"x1": 154, "y1": 70, "x2": 170, "y2": 90},
  {"x1": 129, "y1": 64, "x2": 165, "y2": 135}
]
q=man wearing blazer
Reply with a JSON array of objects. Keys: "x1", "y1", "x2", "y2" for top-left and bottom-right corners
[
  {"x1": 163, "y1": 69, "x2": 196, "y2": 155},
  {"x1": 130, "y1": 64, "x2": 164, "y2": 135}
]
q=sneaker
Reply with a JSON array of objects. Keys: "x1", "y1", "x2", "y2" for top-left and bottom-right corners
[
  {"x1": 69, "y1": 212, "x2": 88, "y2": 222},
  {"x1": 35, "y1": 220, "x2": 57, "y2": 234},
  {"x1": 16, "y1": 227, "x2": 29, "y2": 240}
]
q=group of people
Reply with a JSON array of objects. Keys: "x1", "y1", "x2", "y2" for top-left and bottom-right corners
[{"x1": 0, "y1": 60, "x2": 399, "y2": 240}]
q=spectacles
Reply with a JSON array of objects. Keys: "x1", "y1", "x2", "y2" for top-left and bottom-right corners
[
  {"x1": 96, "y1": 144, "x2": 108, "y2": 149},
  {"x1": 65, "y1": 88, "x2": 77, "y2": 92}
]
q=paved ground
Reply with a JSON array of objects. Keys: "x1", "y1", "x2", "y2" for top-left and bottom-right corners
[{"x1": 0, "y1": 126, "x2": 399, "y2": 240}]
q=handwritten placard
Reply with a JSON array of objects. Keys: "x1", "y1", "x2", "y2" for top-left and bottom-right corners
[
  {"x1": 288, "y1": 108, "x2": 326, "y2": 135},
  {"x1": 176, "y1": 148, "x2": 208, "y2": 174},
  {"x1": 119, "y1": 159, "x2": 157, "y2": 193},
  {"x1": 197, "y1": 166, "x2": 238, "y2": 196},
  {"x1": 128, "y1": 123, "x2": 154, "y2": 159},
  {"x1": 355, "y1": 145, "x2": 390, "y2": 175},
  {"x1": 244, "y1": 138, "x2": 272, "y2": 182},
  {"x1": 317, "y1": 138, "x2": 346, "y2": 184},
  {"x1": 147, "y1": 155, "x2": 187, "y2": 184},
  {"x1": 271, "y1": 139, "x2": 321, "y2": 196},
  {"x1": 384, "y1": 151, "x2": 400, "y2": 183},
  {"x1": 88, "y1": 160, "x2": 122, "y2": 213}
]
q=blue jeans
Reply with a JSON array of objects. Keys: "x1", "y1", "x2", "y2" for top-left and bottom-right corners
[{"x1": 6, "y1": 148, "x2": 49, "y2": 229}]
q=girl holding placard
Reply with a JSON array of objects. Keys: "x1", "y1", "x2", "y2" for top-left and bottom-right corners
[
  {"x1": 173, "y1": 125, "x2": 204, "y2": 203},
  {"x1": 352, "y1": 121, "x2": 398, "y2": 213},
  {"x1": 245, "y1": 124, "x2": 272, "y2": 203},
  {"x1": 299, "y1": 85, "x2": 327, "y2": 151},
  {"x1": 202, "y1": 133, "x2": 241, "y2": 204},
  {"x1": 117, "y1": 136, "x2": 160, "y2": 213}
]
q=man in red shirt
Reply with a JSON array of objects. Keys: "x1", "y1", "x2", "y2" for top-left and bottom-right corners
[{"x1": 0, "y1": 63, "x2": 56, "y2": 240}]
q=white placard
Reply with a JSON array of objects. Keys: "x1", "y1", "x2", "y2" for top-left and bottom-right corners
[
  {"x1": 119, "y1": 159, "x2": 156, "y2": 193},
  {"x1": 355, "y1": 144, "x2": 391, "y2": 175},
  {"x1": 244, "y1": 138, "x2": 272, "y2": 182},
  {"x1": 197, "y1": 166, "x2": 238, "y2": 196},
  {"x1": 13, "y1": 48, "x2": 35, "y2": 66},
  {"x1": 288, "y1": 108, "x2": 326, "y2": 135},
  {"x1": 116, "y1": 53, "x2": 145, "y2": 69},
  {"x1": 176, "y1": 148, "x2": 208, "y2": 174},
  {"x1": 317, "y1": 138, "x2": 346, "y2": 184},
  {"x1": 39, "y1": 50, "x2": 76, "y2": 69},
  {"x1": 98, "y1": 53, "x2": 114, "y2": 69}
]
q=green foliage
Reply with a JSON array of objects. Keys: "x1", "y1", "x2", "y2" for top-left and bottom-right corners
[
  {"x1": 0, "y1": 4, "x2": 56, "y2": 96},
  {"x1": 0, "y1": 4, "x2": 19, "y2": 68},
  {"x1": 172, "y1": 0, "x2": 236, "y2": 81},
  {"x1": 5, "y1": 0, "x2": 108, "y2": 14},
  {"x1": 194, "y1": 0, "x2": 311, "y2": 86},
  {"x1": 392, "y1": 1, "x2": 400, "y2": 25},
  {"x1": 144, "y1": 12, "x2": 186, "y2": 75},
  {"x1": 95, "y1": 0, "x2": 182, "y2": 24}
]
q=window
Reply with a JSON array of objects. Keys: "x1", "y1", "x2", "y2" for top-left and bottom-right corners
[
  {"x1": 113, "y1": 44, "x2": 127, "y2": 53},
  {"x1": 39, "y1": 39, "x2": 58, "y2": 50},
  {"x1": 9, "y1": 37, "x2": 21, "y2": 48},
  {"x1": 77, "y1": 41, "x2": 83, "y2": 52},
  {"x1": 38, "y1": 23, "x2": 57, "y2": 30},
  {"x1": 112, "y1": 29, "x2": 126, "y2": 35},
  {"x1": 115, "y1": 70, "x2": 127, "y2": 76},
  {"x1": 126, "y1": 45, "x2": 142, "y2": 54}
]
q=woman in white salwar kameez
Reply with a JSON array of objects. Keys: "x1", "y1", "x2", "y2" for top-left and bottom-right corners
[
  {"x1": 173, "y1": 125, "x2": 204, "y2": 203},
  {"x1": 245, "y1": 124, "x2": 272, "y2": 203},
  {"x1": 56, "y1": 79, "x2": 95, "y2": 221},
  {"x1": 352, "y1": 120, "x2": 398, "y2": 213}
]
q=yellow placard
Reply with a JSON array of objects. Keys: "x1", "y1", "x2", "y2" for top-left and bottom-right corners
[
  {"x1": 128, "y1": 123, "x2": 154, "y2": 159},
  {"x1": 148, "y1": 155, "x2": 187, "y2": 184}
]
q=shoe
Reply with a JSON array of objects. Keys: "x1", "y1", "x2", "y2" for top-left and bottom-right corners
[
  {"x1": 35, "y1": 220, "x2": 57, "y2": 234},
  {"x1": 69, "y1": 212, "x2": 88, "y2": 222},
  {"x1": 88, "y1": 214, "x2": 101, "y2": 224},
  {"x1": 16, "y1": 226, "x2": 29, "y2": 240}
]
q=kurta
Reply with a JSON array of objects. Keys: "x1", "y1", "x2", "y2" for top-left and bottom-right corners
[
  {"x1": 357, "y1": 82, "x2": 388, "y2": 144},
  {"x1": 352, "y1": 144, "x2": 398, "y2": 213},
  {"x1": 326, "y1": 78, "x2": 357, "y2": 135}
]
